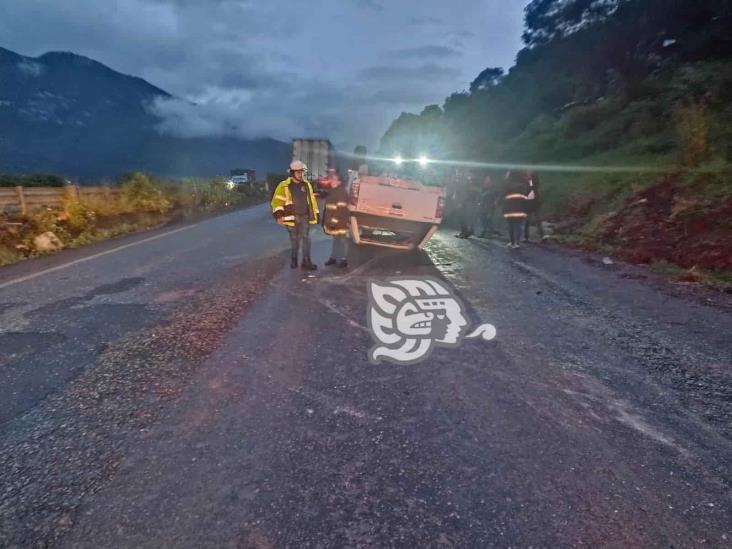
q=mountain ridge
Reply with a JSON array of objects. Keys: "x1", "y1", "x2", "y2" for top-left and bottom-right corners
[{"x1": 0, "y1": 46, "x2": 289, "y2": 181}]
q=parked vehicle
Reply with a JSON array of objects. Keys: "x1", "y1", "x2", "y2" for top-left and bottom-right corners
[
  {"x1": 291, "y1": 139, "x2": 335, "y2": 195},
  {"x1": 227, "y1": 168, "x2": 256, "y2": 189}
]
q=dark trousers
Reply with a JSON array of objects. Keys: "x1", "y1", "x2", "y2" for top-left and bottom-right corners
[
  {"x1": 507, "y1": 218, "x2": 525, "y2": 245},
  {"x1": 329, "y1": 235, "x2": 347, "y2": 260},
  {"x1": 288, "y1": 216, "x2": 311, "y2": 262},
  {"x1": 524, "y1": 207, "x2": 544, "y2": 240},
  {"x1": 460, "y1": 203, "x2": 478, "y2": 235},
  {"x1": 480, "y1": 208, "x2": 495, "y2": 235}
]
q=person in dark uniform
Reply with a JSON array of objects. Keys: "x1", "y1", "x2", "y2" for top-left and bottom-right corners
[
  {"x1": 322, "y1": 171, "x2": 349, "y2": 268},
  {"x1": 456, "y1": 173, "x2": 481, "y2": 238},
  {"x1": 478, "y1": 174, "x2": 498, "y2": 238},
  {"x1": 502, "y1": 170, "x2": 529, "y2": 249},
  {"x1": 524, "y1": 170, "x2": 546, "y2": 242}
]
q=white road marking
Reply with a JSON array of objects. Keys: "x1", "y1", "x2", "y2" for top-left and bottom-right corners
[{"x1": 0, "y1": 224, "x2": 198, "y2": 290}]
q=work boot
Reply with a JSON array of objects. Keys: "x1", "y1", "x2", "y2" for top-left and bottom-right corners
[
  {"x1": 337, "y1": 259, "x2": 348, "y2": 268},
  {"x1": 325, "y1": 258, "x2": 337, "y2": 266},
  {"x1": 291, "y1": 258, "x2": 298, "y2": 269},
  {"x1": 301, "y1": 259, "x2": 317, "y2": 271}
]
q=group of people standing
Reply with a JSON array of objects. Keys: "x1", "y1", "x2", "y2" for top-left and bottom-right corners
[
  {"x1": 271, "y1": 162, "x2": 548, "y2": 270},
  {"x1": 270, "y1": 161, "x2": 349, "y2": 270},
  {"x1": 452, "y1": 169, "x2": 545, "y2": 249}
]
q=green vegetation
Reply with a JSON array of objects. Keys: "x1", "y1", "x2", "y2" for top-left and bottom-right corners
[
  {"x1": 379, "y1": 0, "x2": 732, "y2": 284},
  {"x1": 0, "y1": 174, "x2": 67, "y2": 187},
  {"x1": 0, "y1": 173, "x2": 270, "y2": 266},
  {"x1": 120, "y1": 172, "x2": 171, "y2": 214}
]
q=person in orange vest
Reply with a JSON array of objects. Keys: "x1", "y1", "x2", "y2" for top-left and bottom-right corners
[
  {"x1": 322, "y1": 170, "x2": 349, "y2": 268},
  {"x1": 502, "y1": 170, "x2": 529, "y2": 249}
]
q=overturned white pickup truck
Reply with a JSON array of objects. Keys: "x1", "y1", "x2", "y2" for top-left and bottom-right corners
[{"x1": 347, "y1": 174, "x2": 445, "y2": 251}]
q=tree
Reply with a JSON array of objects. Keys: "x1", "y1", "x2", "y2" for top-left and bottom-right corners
[
  {"x1": 469, "y1": 67, "x2": 505, "y2": 93},
  {"x1": 523, "y1": 0, "x2": 620, "y2": 47}
]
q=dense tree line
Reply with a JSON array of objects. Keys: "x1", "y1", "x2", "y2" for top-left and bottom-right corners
[
  {"x1": 378, "y1": 0, "x2": 732, "y2": 166},
  {"x1": 0, "y1": 174, "x2": 67, "y2": 187}
]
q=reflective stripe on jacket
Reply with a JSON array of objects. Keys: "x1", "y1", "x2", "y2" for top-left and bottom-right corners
[
  {"x1": 322, "y1": 184, "x2": 349, "y2": 236},
  {"x1": 503, "y1": 188, "x2": 529, "y2": 219},
  {"x1": 270, "y1": 177, "x2": 320, "y2": 226}
]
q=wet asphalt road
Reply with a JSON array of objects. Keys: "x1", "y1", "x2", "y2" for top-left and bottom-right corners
[{"x1": 1, "y1": 204, "x2": 731, "y2": 548}]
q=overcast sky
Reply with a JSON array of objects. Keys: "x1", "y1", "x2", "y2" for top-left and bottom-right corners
[{"x1": 0, "y1": 0, "x2": 527, "y2": 150}]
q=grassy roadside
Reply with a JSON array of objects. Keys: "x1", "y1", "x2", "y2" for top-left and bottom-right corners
[
  {"x1": 0, "y1": 173, "x2": 270, "y2": 267},
  {"x1": 540, "y1": 157, "x2": 732, "y2": 292}
]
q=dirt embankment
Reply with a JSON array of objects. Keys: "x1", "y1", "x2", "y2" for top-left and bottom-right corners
[
  {"x1": 601, "y1": 176, "x2": 732, "y2": 271},
  {"x1": 557, "y1": 172, "x2": 732, "y2": 286}
]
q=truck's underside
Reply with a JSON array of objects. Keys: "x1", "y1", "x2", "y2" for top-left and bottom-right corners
[{"x1": 349, "y1": 213, "x2": 438, "y2": 251}]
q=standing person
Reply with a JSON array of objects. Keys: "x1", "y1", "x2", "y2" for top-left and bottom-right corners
[
  {"x1": 524, "y1": 170, "x2": 546, "y2": 242},
  {"x1": 502, "y1": 170, "x2": 529, "y2": 249},
  {"x1": 322, "y1": 171, "x2": 349, "y2": 268},
  {"x1": 452, "y1": 172, "x2": 467, "y2": 237},
  {"x1": 478, "y1": 174, "x2": 498, "y2": 238},
  {"x1": 271, "y1": 160, "x2": 320, "y2": 270},
  {"x1": 446, "y1": 169, "x2": 461, "y2": 230},
  {"x1": 456, "y1": 173, "x2": 480, "y2": 238}
]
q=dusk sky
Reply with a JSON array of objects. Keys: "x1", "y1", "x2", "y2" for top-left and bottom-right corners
[{"x1": 0, "y1": 0, "x2": 528, "y2": 150}]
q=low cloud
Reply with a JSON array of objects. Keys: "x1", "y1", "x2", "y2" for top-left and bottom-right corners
[
  {"x1": 360, "y1": 63, "x2": 461, "y2": 81},
  {"x1": 17, "y1": 61, "x2": 43, "y2": 77},
  {"x1": 0, "y1": 0, "x2": 524, "y2": 149},
  {"x1": 149, "y1": 94, "x2": 296, "y2": 140},
  {"x1": 390, "y1": 45, "x2": 461, "y2": 59},
  {"x1": 352, "y1": 0, "x2": 384, "y2": 11},
  {"x1": 368, "y1": 87, "x2": 448, "y2": 105},
  {"x1": 409, "y1": 16, "x2": 442, "y2": 26}
]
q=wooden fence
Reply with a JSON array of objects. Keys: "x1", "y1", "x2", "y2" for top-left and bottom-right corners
[{"x1": 0, "y1": 186, "x2": 123, "y2": 215}]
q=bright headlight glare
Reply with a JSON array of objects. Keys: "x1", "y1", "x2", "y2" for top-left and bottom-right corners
[
  {"x1": 418, "y1": 155, "x2": 429, "y2": 167},
  {"x1": 393, "y1": 156, "x2": 403, "y2": 166}
]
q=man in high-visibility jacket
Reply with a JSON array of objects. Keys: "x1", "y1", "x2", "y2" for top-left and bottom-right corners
[{"x1": 271, "y1": 160, "x2": 320, "y2": 270}]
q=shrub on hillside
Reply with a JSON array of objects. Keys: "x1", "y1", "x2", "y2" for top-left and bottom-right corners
[
  {"x1": 64, "y1": 199, "x2": 97, "y2": 232},
  {"x1": 677, "y1": 102, "x2": 711, "y2": 166},
  {"x1": 120, "y1": 172, "x2": 170, "y2": 213}
]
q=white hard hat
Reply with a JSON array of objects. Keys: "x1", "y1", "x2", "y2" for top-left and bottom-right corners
[{"x1": 290, "y1": 160, "x2": 307, "y2": 171}]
